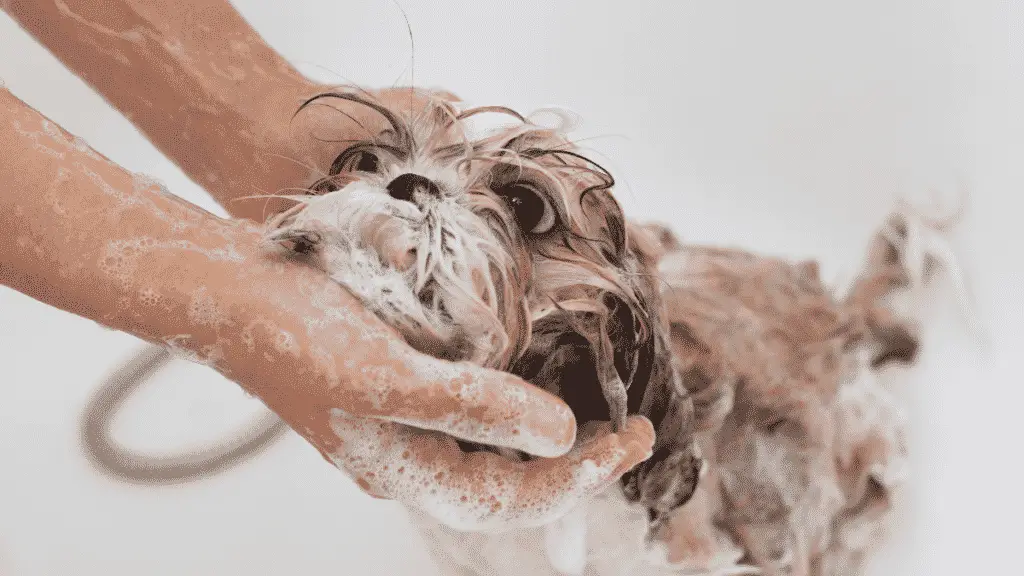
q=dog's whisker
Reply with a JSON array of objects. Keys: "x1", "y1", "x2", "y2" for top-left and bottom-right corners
[
  {"x1": 230, "y1": 193, "x2": 313, "y2": 204},
  {"x1": 456, "y1": 106, "x2": 528, "y2": 124},
  {"x1": 257, "y1": 151, "x2": 329, "y2": 179},
  {"x1": 293, "y1": 102, "x2": 379, "y2": 143},
  {"x1": 295, "y1": 64, "x2": 380, "y2": 103},
  {"x1": 383, "y1": 0, "x2": 416, "y2": 110},
  {"x1": 297, "y1": 91, "x2": 411, "y2": 149},
  {"x1": 547, "y1": 138, "x2": 640, "y2": 203}
]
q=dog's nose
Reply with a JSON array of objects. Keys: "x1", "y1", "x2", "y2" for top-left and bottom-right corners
[{"x1": 386, "y1": 173, "x2": 441, "y2": 203}]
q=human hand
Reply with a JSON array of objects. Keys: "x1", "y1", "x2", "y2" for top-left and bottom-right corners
[{"x1": 231, "y1": 230, "x2": 656, "y2": 530}]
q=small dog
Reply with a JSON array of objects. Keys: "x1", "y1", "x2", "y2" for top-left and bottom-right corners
[
  {"x1": 82, "y1": 86, "x2": 960, "y2": 576},
  {"x1": 263, "y1": 87, "x2": 939, "y2": 576},
  {"x1": 264, "y1": 87, "x2": 704, "y2": 544}
]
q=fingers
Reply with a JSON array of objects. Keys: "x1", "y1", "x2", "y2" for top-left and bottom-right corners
[
  {"x1": 236, "y1": 254, "x2": 578, "y2": 459},
  {"x1": 344, "y1": 348, "x2": 580, "y2": 458},
  {"x1": 326, "y1": 411, "x2": 655, "y2": 532}
]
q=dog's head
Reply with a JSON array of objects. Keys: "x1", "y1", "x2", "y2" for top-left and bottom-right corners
[{"x1": 267, "y1": 86, "x2": 701, "y2": 532}]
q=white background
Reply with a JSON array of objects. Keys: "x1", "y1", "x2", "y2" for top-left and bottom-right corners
[{"x1": 0, "y1": 1, "x2": 1018, "y2": 575}]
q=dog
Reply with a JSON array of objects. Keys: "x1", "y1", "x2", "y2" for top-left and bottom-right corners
[{"x1": 263, "y1": 87, "x2": 943, "y2": 576}]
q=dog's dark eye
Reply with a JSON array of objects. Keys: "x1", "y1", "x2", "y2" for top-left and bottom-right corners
[
  {"x1": 331, "y1": 149, "x2": 381, "y2": 176},
  {"x1": 495, "y1": 182, "x2": 555, "y2": 234},
  {"x1": 353, "y1": 151, "x2": 380, "y2": 173}
]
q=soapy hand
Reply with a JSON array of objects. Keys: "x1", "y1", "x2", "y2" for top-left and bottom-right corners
[
  {"x1": 327, "y1": 409, "x2": 654, "y2": 531},
  {"x1": 255, "y1": 258, "x2": 657, "y2": 529}
]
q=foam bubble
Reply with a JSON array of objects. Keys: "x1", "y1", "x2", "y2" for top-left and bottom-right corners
[
  {"x1": 137, "y1": 287, "x2": 162, "y2": 307},
  {"x1": 187, "y1": 286, "x2": 230, "y2": 328},
  {"x1": 273, "y1": 329, "x2": 299, "y2": 357}
]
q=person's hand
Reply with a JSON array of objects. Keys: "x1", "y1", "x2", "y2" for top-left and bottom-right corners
[
  {"x1": 0, "y1": 86, "x2": 655, "y2": 531},
  {"x1": 326, "y1": 398, "x2": 654, "y2": 532},
  {"x1": 228, "y1": 218, "x2": 657, "y2": 531}
]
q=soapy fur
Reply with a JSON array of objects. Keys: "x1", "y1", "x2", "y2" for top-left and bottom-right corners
[{"x1": 412, "y1": 202, "x2": 967, "y2": 576}]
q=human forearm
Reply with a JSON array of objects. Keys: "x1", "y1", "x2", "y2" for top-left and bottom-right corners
[
  {"x1": 2, "y1": 0, "x2": 328, "y2": 221},
  {"x1": 0, "y1": 84, "x2": 319, "y2": 415},
  {"x1": 1, "y1": 86, "x2": 583, "y2": 457}
]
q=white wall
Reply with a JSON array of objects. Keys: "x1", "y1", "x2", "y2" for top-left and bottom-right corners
[{"x1": 0, "y1": 1, "x2": 1016, "y2": 575}]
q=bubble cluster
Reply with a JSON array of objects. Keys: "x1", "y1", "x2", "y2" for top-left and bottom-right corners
[
  {"x1": 97, "y1": 241, "x2": 141, "y2": 290},
  {"x1": 187, "y1": 286, "x2": 230, "y2": 328},
  {"x1": 130, "y1": 172, "x2": 168, "y2": 196},
  {"x1": 239, "y1": 327, "x2": 255, "y2": 352},
  {"x1": 137, "y1": 287, "x2": 162, "y2": 307},
  {"x1": 70, "y1": 136, "x2": 101, "y2": 161},
  {"x1": 273, "y1": 329, "x2": 300, "y2": 357},
  {"x1": 326, "y1": 407, "x2": 638, "y2": 541},
  {"x1": 80, "y1": 165, "x2": 142, "y2": 207}
]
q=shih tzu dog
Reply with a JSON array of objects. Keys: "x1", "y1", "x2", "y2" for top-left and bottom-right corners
[
  {"x1": 264, "y1": 87, "x2": 704, "y2": 543},
  {"x1": 82, "y1": 85, "x2": 962, "y2": 576},
  {"x1": 261, "y1": 87, "x2": 943, "y2": 576}
]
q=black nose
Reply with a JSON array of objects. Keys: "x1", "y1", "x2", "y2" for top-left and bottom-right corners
[{"x1": 386, "y1": 173, "x2": 441, "y2": 203}]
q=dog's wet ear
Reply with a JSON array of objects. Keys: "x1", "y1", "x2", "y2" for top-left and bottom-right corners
[
  {"x1": 617, "y1": 224, "x2": 703, "y2": 531},
  {"x1": 578, "y1": 188, "x2": 627, "y2": 265},
  {"x1": 632, "y1": 221, "x2": 684, "y2": 257}
]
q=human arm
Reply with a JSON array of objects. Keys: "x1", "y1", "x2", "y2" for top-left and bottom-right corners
[
  {"x1": 2, "y1": 0, "x2": 336, "y2": 221},
  {"x1": 0, "y1": 86, "x2": 654, "y2": 527}
]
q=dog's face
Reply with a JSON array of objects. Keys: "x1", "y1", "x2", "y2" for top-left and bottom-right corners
[{"x1": 267, "y1": 87, "x2": 700, "y2": 532}]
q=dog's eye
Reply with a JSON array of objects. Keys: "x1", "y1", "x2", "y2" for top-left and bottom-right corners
[
  {"x1": 331, "y1": 149, "x2": 381, "y2": 176},
  {"x1": 352, "y1": 151, "x2": 380, "y2": 173},
  {"x1": 495, "y1": 182, "x2": 555, "y2": 234}
]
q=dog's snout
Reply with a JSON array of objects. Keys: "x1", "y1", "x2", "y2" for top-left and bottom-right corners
[{"x1": 386, "y1": 173, "x2": 441, "y2": 203}]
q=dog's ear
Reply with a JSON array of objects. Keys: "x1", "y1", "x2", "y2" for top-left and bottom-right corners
[{"x1": 616, "y1": 224, "x2": 703, "y2": 533}]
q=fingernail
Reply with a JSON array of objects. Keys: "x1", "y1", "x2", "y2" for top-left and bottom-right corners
[
  {"x1": 619, "y1": 416, "x2": 656, "y2": 469},
  {"x1": 516, "y1": 381, "x2": 577, "y2": 458}
]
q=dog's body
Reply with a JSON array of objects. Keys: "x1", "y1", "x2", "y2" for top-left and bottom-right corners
[
  {"x1": 82, "y1": 87, "x2": 950, "y2": 576},
  {"x1": 407, "y1": 227, "x2": 922, "y2": 576}
]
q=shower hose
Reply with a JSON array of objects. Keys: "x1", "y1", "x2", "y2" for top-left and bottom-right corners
[{"x1": 80, "y1": 344, "x2": 288, "y2": 485}]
